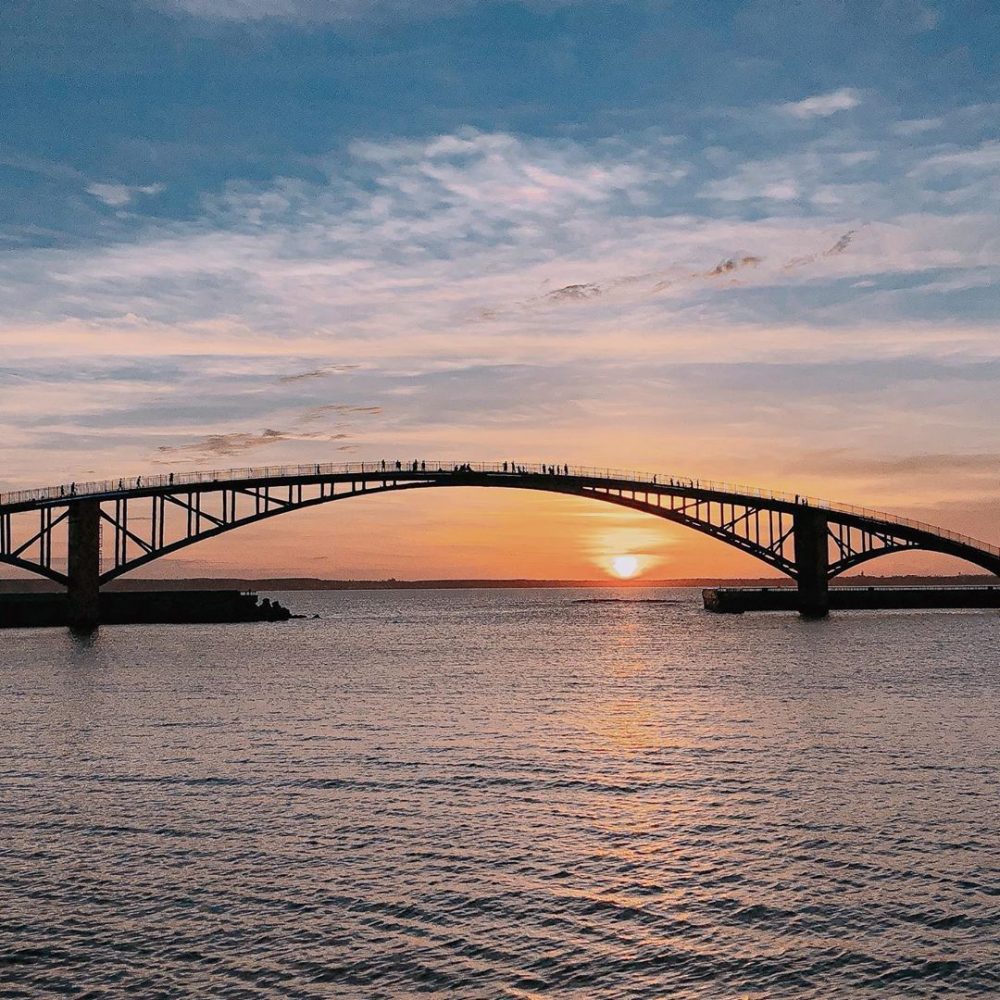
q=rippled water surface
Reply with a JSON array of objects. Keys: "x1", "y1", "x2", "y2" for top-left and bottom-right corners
[{"x1": 2, "y1": 588, "x2": 998, "y2": 998}]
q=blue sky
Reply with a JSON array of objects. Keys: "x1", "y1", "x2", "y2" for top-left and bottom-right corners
[{"x1": 1, "y1": 0, "x2": 998, "y2": 574}]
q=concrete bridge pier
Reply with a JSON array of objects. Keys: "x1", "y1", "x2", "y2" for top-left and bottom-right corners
[
  {"x1": 794, "y1": 508, "x2": 830, "y2": 618},
  {"x1": 67, "y1": 500, "x2": 101, "y2": 630}
]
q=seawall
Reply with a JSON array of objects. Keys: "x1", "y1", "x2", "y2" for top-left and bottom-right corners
[
  {"x1": 0, "y1": 591, "x2": 292, "y2": 628},
  {"x1": 703, "y1": 587, "x2": 1000, "y2": 614}
]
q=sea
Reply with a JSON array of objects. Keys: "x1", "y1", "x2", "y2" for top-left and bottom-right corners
[{"x1": 1, "y1": 588, "x2": 997, "y2": 998}]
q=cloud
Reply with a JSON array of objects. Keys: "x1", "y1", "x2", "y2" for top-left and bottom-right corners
[
  {"x1": 151, "y1": 0, "x2": 460, "y2": 20},
  {"x1": 86, "y1": 182, "x2": 165, "y2": 207},
  {"x1": 892, "y1": 118, "x2": 943, "y2": 137},
  {"x1": 297, "y1": 404, "x2": 382, "y2": 423},
  {"x1": 2, "y1": 126, "x2": 999, "y2": 507},
  {"x1": 146, "y1": 0, "x2": 595, "y2": 21},
  {"x1": 784, "y1": 227, "x2": 863, "y2": 269},
  {"x1": 777, "y1": 88, "x2": 861, "y2": 119},
  {"x1": 544, "y1": 283, "x2": 601, "y2": 302},
  {"x1": 147, "y1": 398, "x2": 381, "y2": 463},
  {"x1": 698, "y1": 149, "x2": 880, "y2": 203},
  {"x1": 795, "y1": 450, "x2": 1000, "y2": 482},
  {"x1": 481, "y1": 230, "x2": 841, "y2": 317},
  {"x1": 278, "y1": 364, "x2": 361, "y2": 383},
  {"x1": 156, "y1": 428, "x2": 349, "y2": 459},
  {"x1": 910, "y1": 141, "x2": 1000, "y2": 175}
]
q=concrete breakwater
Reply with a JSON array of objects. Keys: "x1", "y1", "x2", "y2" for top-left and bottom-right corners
[
  {"x1": 0, "y1": 590, "x2": 292, "y2": 628},
  {"x1": 703, "y1": 586, "x2": 1000, "y2": 614}
]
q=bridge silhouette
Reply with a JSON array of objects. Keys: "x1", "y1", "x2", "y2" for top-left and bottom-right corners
[{"x1": 2, "y1": 460, "x2": 998, "y2": 627}]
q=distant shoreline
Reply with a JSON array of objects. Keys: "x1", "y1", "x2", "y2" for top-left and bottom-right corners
[{"x1": 1, "y1": 574, "x2": 994, "y2": 593}]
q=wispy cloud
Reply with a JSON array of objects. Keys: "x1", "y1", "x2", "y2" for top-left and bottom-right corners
[
  {"x1": 147, "y1": 0, "x2": 598, "y2": 21},
  {"x1": 297, "y1": 404, "x2": 382, "y2": 424},
  {"x1": 910, "y1": 141, "x2": 1000, "y2": 175},
  {"x1": 2, "y1": 124, "x2": 998, "y2": 514},
  {"x1": 151, "y1": 0, "x2": 458, "y2": 20},
  {"x1": 892, "y1": 118, "x2": 943, "y2": 137},
  {"x1": 86, "y1": 182, "x2": 165, "y2": 208},
  {"x1": 156, "y1": 428, "x2": 349, "y2": 459},
  {"x1": 820, "y1": 452, "x2": 1000, "y2": 477},
  {"x1": 777, "y1": 88, "x2": 861, "y2": 119},
  {"x1": 279, "y1": 364, "x2": 360, "y2": 383}
]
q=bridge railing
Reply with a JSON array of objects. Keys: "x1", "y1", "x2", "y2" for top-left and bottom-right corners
[{"x1": 2, "y1": 459, "x2": 997, "y2": 558}]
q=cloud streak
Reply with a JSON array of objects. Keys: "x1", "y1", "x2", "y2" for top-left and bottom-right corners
[
  {"x1": 86, "y1": 182, "x2": 165, "y2": 207},
  {"x1": 147, "y1": 0, "x2": 604, "y2": 21},
  {"x1": 279, "y1": 364, "x2": 361, "y2": 383},
  {"x1": 777, "y1": 88, "x2": 861, "y2": 119},
  {"x1": 156, "y1": 428, "x2": 350, "y2": 459}
]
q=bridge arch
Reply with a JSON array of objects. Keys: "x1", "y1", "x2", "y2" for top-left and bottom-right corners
[{"x1": 2, "y1": 461, "x2": 998, "y2": 624}]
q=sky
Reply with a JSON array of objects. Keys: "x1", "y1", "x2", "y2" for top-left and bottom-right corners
[{"x1": 1, "y1": 0, "x2": 998, "y2": 579}]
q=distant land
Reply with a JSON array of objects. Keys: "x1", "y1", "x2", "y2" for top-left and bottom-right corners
[{"x1": 1, "y1": 574, "x2": 996, "y2": 593}]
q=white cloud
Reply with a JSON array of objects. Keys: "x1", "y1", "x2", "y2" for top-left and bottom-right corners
[
  {"x1": 148, "y1": 0, "x2": 591, "y2": 21},
  {"x1": 154, "y1": 0, "x2": 370, "y2": 18},
  {"x1": 3, "y1": 127, "x2": 999, "y2": 501},
  {"x1": 911, "y1": 140, "x2": 1000, "y2": 175},
  {"x1": 86, "y1": 182, "x2": 165, "y2": 207},
  {"x1": 777, "y1": 88, "x2": 861, "y2": 119},
  {"x1": 4, "y1": 129, "x2": 997, "y2": 364},
  {"x1": 892, "y1": 117, "x2": 943, "y2": 137}
]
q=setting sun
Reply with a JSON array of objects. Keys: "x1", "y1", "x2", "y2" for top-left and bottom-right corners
[{"x1": 610, "y1": 555, "x2": 641, "y2": 579}]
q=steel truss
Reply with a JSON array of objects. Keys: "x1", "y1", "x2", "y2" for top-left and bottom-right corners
[{"x1": 1, "y1": 469, "x2": 998, "y2": 587}]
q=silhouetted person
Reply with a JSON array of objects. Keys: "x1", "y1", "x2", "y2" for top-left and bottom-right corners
[
  {"x1": 169, "y1": 473, "x2": 174, "y2": 485},
  {"x1": 59, "y1": 485, "x2": 64, "y2": 497},
  {"x1": 421, "y1": 461, "x2": 426, "y2": 471},
  {"x1": 381, "y1": 460, "x2": 386, "y2": 471},
  {"x1": 395, "y1": 460, "x2": 401, "y2": 471},
  {"x1": 70, "y1": 482, "x2": 76, "y2": 495}
]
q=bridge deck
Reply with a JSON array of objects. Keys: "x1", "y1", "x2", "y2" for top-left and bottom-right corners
[{"x1": 2, "y1": 460, "x2": 997, "y2": 559}]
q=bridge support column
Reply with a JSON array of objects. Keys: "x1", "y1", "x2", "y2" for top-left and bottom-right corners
[
  {"x1": 794, "y1": 509, "x2": 829, "y2": 618},
  {"x1": 67, "y1": 500, "x2": 101, "y2": 630}
]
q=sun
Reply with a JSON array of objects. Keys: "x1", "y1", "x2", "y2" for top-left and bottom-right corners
[{"x1": 610, "y1": 554, "x2": 641, "y2": 579}]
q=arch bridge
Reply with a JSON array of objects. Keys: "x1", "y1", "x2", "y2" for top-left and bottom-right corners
[{"x1": 1, "y1": 460, "x2": 998, "y2": 626}]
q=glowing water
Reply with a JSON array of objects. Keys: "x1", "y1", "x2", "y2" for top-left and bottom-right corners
[{"x1": 2, "y1": 589, "x2": 997, "y2": 997}]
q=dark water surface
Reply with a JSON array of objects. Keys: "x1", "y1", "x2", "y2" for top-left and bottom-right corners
[{"x1": 2, "y1": 588, "x2": 998, "y2": 998}]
